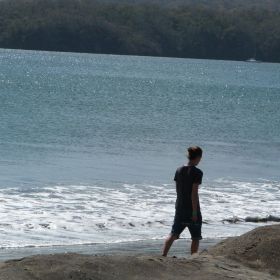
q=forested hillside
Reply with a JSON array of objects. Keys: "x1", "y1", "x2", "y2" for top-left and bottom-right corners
[
  {"x1": 0, "y1": 0, "x2": 279, "y2": 62},
  {"x1": 101, "y1": 0, "x2": 280, "y2": 10}
]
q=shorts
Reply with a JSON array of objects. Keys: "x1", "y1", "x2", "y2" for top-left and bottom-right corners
[{"x1": 171, "y1": 216, "x2": 202, "y2": 240}]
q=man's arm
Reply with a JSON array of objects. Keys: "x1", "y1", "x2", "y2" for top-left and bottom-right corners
[
  {"x1": 191, "y1": 183, "x2": 199, "y2": 222},
  {"x1": 174, "y1": 169, "x2": 178, "y2": 193}
]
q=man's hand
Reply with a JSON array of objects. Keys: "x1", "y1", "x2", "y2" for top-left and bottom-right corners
[{"x1": 192, "y1": 211, "x2": 198, "y2": 223}]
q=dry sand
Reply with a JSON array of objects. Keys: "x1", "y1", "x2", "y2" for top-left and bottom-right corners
[
  {"x1": 0, "y1": 225, "x2": 279, "y2": 280},
  {"x1": 208, "y1": 224, "x2": 280, "y2": 277}
]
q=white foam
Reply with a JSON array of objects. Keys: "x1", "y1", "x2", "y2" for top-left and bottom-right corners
[{"x1": 0, "y1": 178, "x2": 279, "y2": 248}]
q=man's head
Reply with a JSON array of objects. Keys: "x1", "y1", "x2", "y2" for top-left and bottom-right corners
[{"x1": 187, "y1": 146, "x2": 203, "y2": 165}]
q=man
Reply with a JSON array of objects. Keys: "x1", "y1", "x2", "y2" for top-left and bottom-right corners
[{"x1": 162, "y1": 146, "x2": 203, "y2": 256}]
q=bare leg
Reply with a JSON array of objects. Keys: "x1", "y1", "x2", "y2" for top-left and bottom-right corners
[
  {"x1": 162, "y1": 235, "x2": 178, "y2": 256},
  {"x1": 191, "y1": 239, "x2": 199, "y2": 254}
]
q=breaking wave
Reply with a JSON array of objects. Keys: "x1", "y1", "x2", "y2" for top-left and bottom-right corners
[{"x1": 0, "y1": 178, "x2": 279, "y2": 248}]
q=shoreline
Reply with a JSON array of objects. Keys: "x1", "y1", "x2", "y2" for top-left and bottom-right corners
[
  {"x1": 0, "y1": 238, "x2": 220, "y2": 261},
  {"x1": 0, "y1": 225, "x2": 279, "y2": 280}
]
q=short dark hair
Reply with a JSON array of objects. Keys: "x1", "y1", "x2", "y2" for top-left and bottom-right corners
[{"x1": 187, "y1": 146, "x2": 203, "y2": 160}]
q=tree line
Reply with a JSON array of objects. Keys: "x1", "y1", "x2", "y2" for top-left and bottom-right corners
[{"x1": 0, "y1": 0, "x2": 279, "y2": 62}]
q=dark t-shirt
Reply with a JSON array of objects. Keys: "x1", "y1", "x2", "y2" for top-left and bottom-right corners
[{"x1": 174, "y1": 165, "x2": 203, "y2": 221}]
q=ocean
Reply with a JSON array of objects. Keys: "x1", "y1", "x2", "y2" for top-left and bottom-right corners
[{"x1": 0, "y1": 48, "x2": 279, "y2": 251}]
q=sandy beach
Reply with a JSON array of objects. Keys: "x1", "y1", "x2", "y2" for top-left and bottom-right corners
[
  {"x1": 0, "y1": 238, "x2": 218, "y2": 262},
  {"x1": 0, "y1": 224, "x2": 279, "y2": 280}
]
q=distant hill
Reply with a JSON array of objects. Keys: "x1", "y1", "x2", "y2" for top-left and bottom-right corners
[
  {"x1": 0, "y1": 0, "x2": 279, "y2": 62},
  {"x1": 99, "y1": 0, "x2": 280, "y2": 10}
]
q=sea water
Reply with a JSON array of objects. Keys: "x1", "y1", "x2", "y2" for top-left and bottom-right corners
[{"x1": 0, "y1": 48, "x2": 279, "y2": 249}]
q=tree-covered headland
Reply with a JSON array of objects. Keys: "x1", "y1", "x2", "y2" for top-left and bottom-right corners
[{"x1": 0, "y1": 0, "x2": 279, "y2": 62}]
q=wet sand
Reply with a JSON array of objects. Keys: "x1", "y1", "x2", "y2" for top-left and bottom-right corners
[{"x1": 0, "y1": 238, "x2": 218, "y2": 261}]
